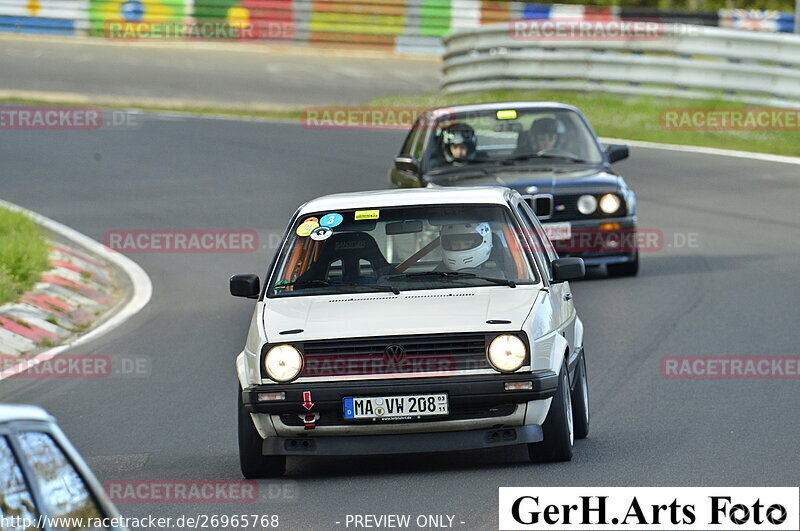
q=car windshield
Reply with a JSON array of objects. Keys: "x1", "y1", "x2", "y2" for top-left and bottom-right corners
[
  {"x1": 267, "y1": 204, "x2": 538, "y2": 297},
  {"x1": 425, "y1": 107, "x2": 604, "y2": 172}
]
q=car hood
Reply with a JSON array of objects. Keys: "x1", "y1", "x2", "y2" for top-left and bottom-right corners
[
  {"x1": 427, "y1": 167, "x2": 622, "y2": 194},
  {"x1": 263, "y1": 287, "x2": 541, "y2": 342}
]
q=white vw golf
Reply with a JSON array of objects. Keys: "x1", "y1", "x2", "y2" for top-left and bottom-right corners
[{"x1": 231, "y1": 186, "x2": 589, "y2": 477}]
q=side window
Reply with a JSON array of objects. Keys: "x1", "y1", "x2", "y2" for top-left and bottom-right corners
[
  {"x1": 16, "y1": 432, "x2": 105, "y2": 530},
  {"x1": 0, "y1": 436, "x2": 37, "y2": 531},
  {"x1": 399, "y1": 122, "x2": 419, "y2": 156},
  {"x1": 516, "y1": 203, "x2": 556, "y2": 280},
  {"x1": 411, "y1": 126, "x2": 426, "y2": 161}
]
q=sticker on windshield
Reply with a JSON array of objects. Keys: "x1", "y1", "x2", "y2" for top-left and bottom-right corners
[
  {"x1": 310, "y1": 226, "x2": 333, "y2": 241},
  {"x1": 296, "y1": 217, "x2": 319, "y2": 237},
  {"x1": 319, "y1": 213, "x2": 343, "y2": 228},
  {"x1": 496, "y1": 109, "x2": 518, "y2": 120},
  {"x1": 354, "y1": 210, "x2": 379, "y2": 220}
]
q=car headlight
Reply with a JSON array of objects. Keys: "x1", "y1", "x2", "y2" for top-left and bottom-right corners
[
  {"x1": 599, "y1": 193, "x2": 621, "y2": 214},
  {"x1": 264, "y1": 345, "x2": 303, "y2": 382},
  {"x1": 487, "y1": 335, "x2": 527, "y2": 373},
  {"x1": 577, "y1": 194, "x2": 597, "y2": 215}
]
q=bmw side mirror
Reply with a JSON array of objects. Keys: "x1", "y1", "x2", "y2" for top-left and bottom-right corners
[
  {"x1": 551, "y1": 258, "x2": 585, "y2": 283},
  {"x1": 606, "y1": 145, "x2": 629, "y2": 164},
  {"x1": 230, "y1": 274, "x2": 260, "y2": 298},
  {"x1": 394, "y1": 156, "x2": 419, "y2": 174}
]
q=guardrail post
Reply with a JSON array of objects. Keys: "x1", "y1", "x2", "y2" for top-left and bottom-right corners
[{"x1": 795, "y1": 0, "x2": 800, "y2": 33}]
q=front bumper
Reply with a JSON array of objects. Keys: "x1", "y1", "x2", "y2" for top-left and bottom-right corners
[
  {"x1": 546, "y1": 216, "x2": 637, "y2": 264},
  {"x1": 262, "y1": 424, "x2": 544, "y2": 456},
  {"x1": 242, "y1": 372, "x2": 558, "y2": 418}
]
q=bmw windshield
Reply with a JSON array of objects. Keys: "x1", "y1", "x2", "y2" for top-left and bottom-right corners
[
  {"x1": 267, "y1": 204, "x2": 539, "y2": 297},
  {"x1": 424, "y1": 107, "x2": 604, "y2": 173}
]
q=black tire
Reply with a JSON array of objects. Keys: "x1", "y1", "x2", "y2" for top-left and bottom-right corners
[
  {"x1": 607, "y1": 253, "x2": 639, "y2": 277},
  {"x1": 528, "y1": 363, "x2": 574, "y2": 463},
  {"x1": 238, "y1": 387, "x2": 286, "y2": 478},
  {"x1": 571, "y1": 354, "x2": 590, "y2": 440}
]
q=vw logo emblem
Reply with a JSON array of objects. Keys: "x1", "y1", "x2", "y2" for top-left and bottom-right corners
[{"x1": 384, "y1": 344, "x2": 406, "y2": 357}]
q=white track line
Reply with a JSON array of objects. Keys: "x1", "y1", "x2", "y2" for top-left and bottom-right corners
[
  {"x1": 0, "y1": 199, "x2": 152, "y2": 381},
  {"x1": 600, "y1": 137, "x2": 800, "y2": 166}
]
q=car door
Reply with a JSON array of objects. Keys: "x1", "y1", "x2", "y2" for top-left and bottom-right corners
[
  {"x1": 0, "y1": 432, "x2": 40, "y2": 531},
  {"x1": 515, "y1": 200, "x2": 577, "y2": 346},
  {"x1": 11, "y1": 425, "x2": 124, "y2": 530}
]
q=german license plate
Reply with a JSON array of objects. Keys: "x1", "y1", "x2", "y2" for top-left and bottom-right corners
[
  {"x1": 542, "y1": 222, "x2": 571, "y2": 241},
  {"x1": 343, "y1": 393, "x2": 448, "y2": 421}
]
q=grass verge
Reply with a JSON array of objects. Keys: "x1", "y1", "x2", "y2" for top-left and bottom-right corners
[
  {"x1": 0, "y1": 206, "x2": 51, "y2": 305},
  {"x1": 2, "y1": 90, "x2": 799, "y2": 157}
]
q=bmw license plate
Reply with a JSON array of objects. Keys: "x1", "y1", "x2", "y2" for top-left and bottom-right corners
[
  {"x1": 542, "y1": 222, "x2": 571, "y2": 241},
  {"x1": 343, "y1": 393, "x2": 448, "y2": 421}
]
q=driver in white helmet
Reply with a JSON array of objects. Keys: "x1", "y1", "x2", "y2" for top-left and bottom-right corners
[{"x1": 439, "y1": 222, "x2": 494, "y2": 271}]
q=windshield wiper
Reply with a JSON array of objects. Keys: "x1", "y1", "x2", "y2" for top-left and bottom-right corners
[
  {"x1": 279, "y1": 279, "x2": 400, "y2": 295},
  {"x1": 386, "y1": 271, "x2": 516, "y2": 288}
]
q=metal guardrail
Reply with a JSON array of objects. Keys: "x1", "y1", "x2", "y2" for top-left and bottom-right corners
[{"x1": 442, "y1": 23, "x2": 800, "y2": 107}]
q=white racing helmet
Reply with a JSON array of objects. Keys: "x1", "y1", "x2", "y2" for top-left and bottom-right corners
[{"x1": 440, "y1": 222, "x2": 492, "y2": 271}]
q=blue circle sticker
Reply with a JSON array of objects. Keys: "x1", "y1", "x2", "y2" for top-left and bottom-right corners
[
  {"x1": 120, "y1": 0, "x2": 144, "y2": 21},
  {"x1": 319, "y1": 213, "x2": 343, "y2": 228}
]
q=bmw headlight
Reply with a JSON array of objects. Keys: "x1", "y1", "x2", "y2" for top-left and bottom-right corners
[
  {"x1": 487, "y1": 335, "x2": 527, "y2": 373},
  {"x1": 577, "y1": 195, "x2": 597, "y2": 215},
  {"x1": 264, "y1": 345, "x2": 303, "y2": 382},
  {"x1": 599, "y1": 193, "x2": 621, "y2": 214}
]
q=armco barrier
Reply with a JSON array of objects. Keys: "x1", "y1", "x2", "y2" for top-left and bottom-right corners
[
  {"x1": 0, "y1": 1, "x2": 796, "y2": 54},
  {"x1": 441, "y1": 22, "x2": 800, "y2": 107}
]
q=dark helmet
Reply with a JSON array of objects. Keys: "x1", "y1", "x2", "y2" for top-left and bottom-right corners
[
  {"x1": 530, "y1": 117, "x2": 564, "y2": 136},
  {"x1": 440, "y1": 123, "x2": 477, "y2": 163},
  {"x1": 529, "y1": 117, "x2": 565, "y2": 150}
]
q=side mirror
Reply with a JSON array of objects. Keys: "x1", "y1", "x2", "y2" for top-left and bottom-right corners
[
  {"x1": 394, "y1": 156, "x2": 419, "y2": 174},
  {"x1": 230, "y1": 274, "x2": 260, "y2": 298},
  {"x1": 606, "y1": 145, "x2": 629, "y2": 164},
  {"x1": 551, "y1": 258, "x2": 585, "y2": 283}
]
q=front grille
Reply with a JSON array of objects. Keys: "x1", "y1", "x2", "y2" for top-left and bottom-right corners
[
  {"x1": 299, "y1": 333, "x2": 492, "y2": 378},
  {"x1": 527, "y1": 195, "x2": 553, "y2": 219}
]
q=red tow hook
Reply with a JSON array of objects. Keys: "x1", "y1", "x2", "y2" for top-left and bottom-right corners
[
  {"x1": 301, "y1": 391, "x2": 317, "y2": 429},
  {"x1": 303, "y1": 412, "x2": 318, "y2": 430}
]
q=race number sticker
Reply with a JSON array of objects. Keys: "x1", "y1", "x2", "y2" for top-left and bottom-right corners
[
  {"x1": 310, "y1": 226, "x2": 333, "y2": 241},
  {"x1": 354, "y1": 210, "x2": 380, "y2": 220},
  {"x1": 319, "y1": 213, "x2": 343, "y2": 228},
  {"x1": 296, "y1": 217, "x2": 319, "y2": 237}
]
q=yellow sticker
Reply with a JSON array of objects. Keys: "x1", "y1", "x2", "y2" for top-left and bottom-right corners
[
  {"x1": 296, "y1": 217, "x2": 319, "y2": 237},
  {"x1": 354, "y1": 210, "x2": 380, "y2": 220},
  {"x1": 496, "y1": 110, "x2": 518, "y2": 120}
]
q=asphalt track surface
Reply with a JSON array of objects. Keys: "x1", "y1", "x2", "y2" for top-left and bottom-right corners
[
  {"x1": 0, "y1": 36, "x2": 440, "y2": 105},
  {"x1": 0, "y1": 114, "x2": 798, "y2": 530}
]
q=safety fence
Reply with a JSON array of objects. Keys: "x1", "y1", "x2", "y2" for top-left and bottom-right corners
[
  {"x1": 442, "y1": 21, "x2": 800, "y2": 106},
  {"x1": 0, "y1": 1, "x2": 795, "y2": 55}
]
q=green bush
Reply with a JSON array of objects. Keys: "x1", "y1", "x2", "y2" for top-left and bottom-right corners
[{"x1": 0, "y1": 207, "x2": 51, "y2": 305}]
